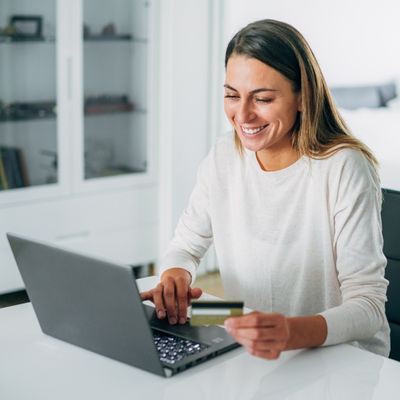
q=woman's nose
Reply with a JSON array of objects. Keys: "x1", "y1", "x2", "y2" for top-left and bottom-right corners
[{"x1": 236, "y1": 101, "x2": 256, "y2": 124}]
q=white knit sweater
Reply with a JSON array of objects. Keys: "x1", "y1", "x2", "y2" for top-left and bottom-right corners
[{"x1": 160, "y1": 134, "x2": 390, "y2": 356}]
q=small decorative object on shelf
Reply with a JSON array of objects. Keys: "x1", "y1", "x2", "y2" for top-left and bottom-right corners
[
  {"x1": 83, "y1": 22, "x2": 132, "y2": 41},
  {"x1": 84, "y1": 95, "x2": 134, "y2": 115},
  {"x1": 101, "y1": 23, "x2": 116, "y2": 36},
  {"x1": 84, "y1": 139, "x2": 113, "y2": 178},
  {"x1": 40, "y1": 149, "x2": 58, "y2": 184},
  {"x1": 0, "y1": 25, "x2": 17, "y2": 36},
  {"x1": 7, "y1": 15, "x2": 44, "y2": 41},
  {"x1": 0, "y1": 100, "x2": 56, "y2": 122},
  {"x1": 83, "y1": 23, "x2": 91, "y2": 38}
]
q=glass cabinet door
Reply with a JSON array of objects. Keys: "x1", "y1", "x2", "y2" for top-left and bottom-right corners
[
  {"x1": 82, "y1": 0, "x2": 149, "y2": 180},
  {"x1": 0, "y1": 0, "x2": 58, "y2": 191}
]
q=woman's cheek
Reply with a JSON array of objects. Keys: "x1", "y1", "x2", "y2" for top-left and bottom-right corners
[{"x1": 224, "y1": 103, "x2": 235, "y2": 118}]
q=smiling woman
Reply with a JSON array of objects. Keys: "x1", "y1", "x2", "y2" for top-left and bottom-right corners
[
  {"x1": 224, "y1": 56, "x2": 301, "y2": 170},
  {"x1": 142, "y1": 19, "x2": 390, "y2": 361}
]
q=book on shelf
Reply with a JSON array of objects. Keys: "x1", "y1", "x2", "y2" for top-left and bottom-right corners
[
  {"x1": 0, "y1": 146, "x2": 30, "y2": 190},
  {"x1": 16, "y1": 148, "x2": 30, "y2": 187},
  {"x1": 0, "y1": 152, "x2": 8, "y2": 190}
]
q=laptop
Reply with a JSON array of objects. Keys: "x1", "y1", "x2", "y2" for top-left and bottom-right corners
[{"x1": 7, "y1": 233, "x2": 240, "y2": 377}]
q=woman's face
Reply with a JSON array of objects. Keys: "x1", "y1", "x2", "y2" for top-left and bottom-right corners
[{"x1": 224, "y1": 55, "x2": 301, "y2": 155}]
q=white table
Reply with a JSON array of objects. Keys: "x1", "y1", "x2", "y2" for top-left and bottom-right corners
[{"x1": 0, "y1": 276, "x2": 399, "y2": 400}]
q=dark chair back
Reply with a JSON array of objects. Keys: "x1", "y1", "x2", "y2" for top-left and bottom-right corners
[{"x1": 382, "y1": 188, "x2": 400, "y2": 361}]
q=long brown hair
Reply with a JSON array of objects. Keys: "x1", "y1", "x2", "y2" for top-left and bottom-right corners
[{"x1": 225, "y1": 19, "x2": 378, "y2": 168}]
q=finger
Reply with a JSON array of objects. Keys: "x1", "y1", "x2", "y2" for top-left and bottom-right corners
[
  {"x1": 225, "y1": 312, "x2": 284, "y2": 329},
  {"x1": 189, "y1": 287, "x2": 203, "y2": 299},
  {"x1": 229, "y1": 326, "x2": 283, "y2": 341},
  {"x1": 162, "y1": 276, "x2": 178, "y2": 324},
  {"x1": 249, "y1": 349, "x2": 281, "y2": 360},
  {"x1": 152, "y1": 283, "x2": 166, "y2": 319},
  {"x1": 140, "y1": 290, "x2": 153, "y2": 301},
  {"x1": 228, "y1": 326, "x2": 287, "y2": 350},
  {"x1": 175, "y1": 276, "x2": 189, "y2": 324},
  {"x1": 235, "y1": 336, "x2": 287, "y2": 352}
]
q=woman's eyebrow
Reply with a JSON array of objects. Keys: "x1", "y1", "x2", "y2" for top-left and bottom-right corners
[{"x1": 223, "y1": 84, "x2": 278, "y2": 94}]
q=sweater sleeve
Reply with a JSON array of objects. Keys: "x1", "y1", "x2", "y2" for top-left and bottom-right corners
[
  {"x1": 158, "y1": 152, "x2": 213, "y2": 283},
  {"x1": 319, "y1": 155, "x2": 388, "y2": 347}
]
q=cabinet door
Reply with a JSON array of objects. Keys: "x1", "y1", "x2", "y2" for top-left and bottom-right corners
[
  {"x1": 72, "y1": 0, "x2": 154, "y2": 192},
  {"x1": 0, "y1": 0, "x2": 70, "y2": 205}
]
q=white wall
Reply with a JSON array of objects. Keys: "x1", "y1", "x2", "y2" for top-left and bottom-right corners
[
  {"x1": 223, "y1": 0, "x2": 400, "y2": 86},
  {"x1": 157, "y1": 0, "x2": 220, "y2": 268}
]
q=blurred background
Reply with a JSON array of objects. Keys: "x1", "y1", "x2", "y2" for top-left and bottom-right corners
[{"x1": 0, "y1": 0, "x2": 399, "y2": 303}]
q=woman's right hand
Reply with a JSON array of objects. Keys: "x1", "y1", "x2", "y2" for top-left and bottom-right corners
[{"x1": 140, "y1": 267, "x2": 202, "y2": 325}]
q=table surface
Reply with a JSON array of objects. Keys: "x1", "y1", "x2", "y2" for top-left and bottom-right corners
[{"x1": 1, "y1": 276, "x2": 399, "y2": 400}]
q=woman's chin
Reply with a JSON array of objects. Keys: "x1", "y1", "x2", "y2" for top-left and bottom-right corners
[{"x1": 239, "y1": 135, "x2": 266, "y2": 152}]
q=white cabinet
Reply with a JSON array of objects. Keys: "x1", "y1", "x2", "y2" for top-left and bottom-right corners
[{"x1": 0, "y1": 0, "x2": 158, "y2": 293}]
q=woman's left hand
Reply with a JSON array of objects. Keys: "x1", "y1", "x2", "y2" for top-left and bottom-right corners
[{"x1": 224, "y1": 311, "x2": 290, "y2": 360}]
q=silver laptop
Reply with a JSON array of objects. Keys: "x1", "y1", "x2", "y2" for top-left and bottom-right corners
[{"x1": 7, "y1": 233, "x2": 239, "y2": 377}]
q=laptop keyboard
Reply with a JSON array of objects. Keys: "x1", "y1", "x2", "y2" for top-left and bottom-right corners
[{"x1": 152, "y1": 330, "x2": 209, "y2": 365}]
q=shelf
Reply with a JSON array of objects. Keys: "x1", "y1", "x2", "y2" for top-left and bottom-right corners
[
  {"x1": 0, "y1": 35, "x2": 147, "y2": 44},
  {"x1": 84, "y1": 108, "x2": 134, "y2": 116},
  {"x1": 0, "y1": 109, "x2": 147, "y2": 124},
  {"x1": 0, "y1": 100, "x2": 56, "y2": 123},
  {"x1": 0, "y1": 35, "x2": 55, "y2": 44},
  {"x1": 84, "y1": 34, "x2": 132, "y2": 41},
  {"x1": 84, "y1": 108, "x2": 148, "y2": 118},
  {"x1": 0, "y1": 114, "x2": 56, "y2": 123},
  {"x1": 85, "y1": 167, "x2": 147, "y2": 180},
  {"x1": 84, "y1": 35, "x2": 148, "y2": 44}
]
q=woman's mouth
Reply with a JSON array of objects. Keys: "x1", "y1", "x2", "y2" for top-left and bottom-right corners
[{"x1": 240, "y1": 124, "x2": 269, "y2": 136}]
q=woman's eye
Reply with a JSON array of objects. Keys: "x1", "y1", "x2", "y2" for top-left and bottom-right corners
[
  {"x1": 224, "y1": 94, "x2": 239, "y2": 99},
  {"x1": 255, "y1": 98, "x2": 273, "y2": 103}
]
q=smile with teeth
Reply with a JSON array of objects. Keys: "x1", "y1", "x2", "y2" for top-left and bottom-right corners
[{"x1": 241, "y1": 124, "x2": 269, "y2": 135}]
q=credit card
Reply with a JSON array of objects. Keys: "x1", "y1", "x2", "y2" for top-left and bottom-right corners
[{"x1": 190, "y1": 300, "x2": 244, "y2": 326}]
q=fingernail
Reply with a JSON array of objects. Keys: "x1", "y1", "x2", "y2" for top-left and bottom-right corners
[
  {"x1": 179, "y1": 317, "x2": 186, "y2": 324},
  {"x1": 157, "y1": 310, "x2": 165, "y2": 319},
  {"x1": 169, "y1": 317, "x2": 177, "y2": 325}
]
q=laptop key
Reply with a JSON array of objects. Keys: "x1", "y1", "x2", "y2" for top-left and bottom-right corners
[{"x1": 152, "y1": 331, "x2": 209, "y2": 364}]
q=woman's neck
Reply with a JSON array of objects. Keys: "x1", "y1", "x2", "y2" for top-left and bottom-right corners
[{"x1": 255, "y1": 147, "x2": 299, "y2": 171}]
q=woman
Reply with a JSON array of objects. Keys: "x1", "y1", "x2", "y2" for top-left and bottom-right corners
[{"x1": 141, "y1": 19, "x2": 390, "y2": 359}]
